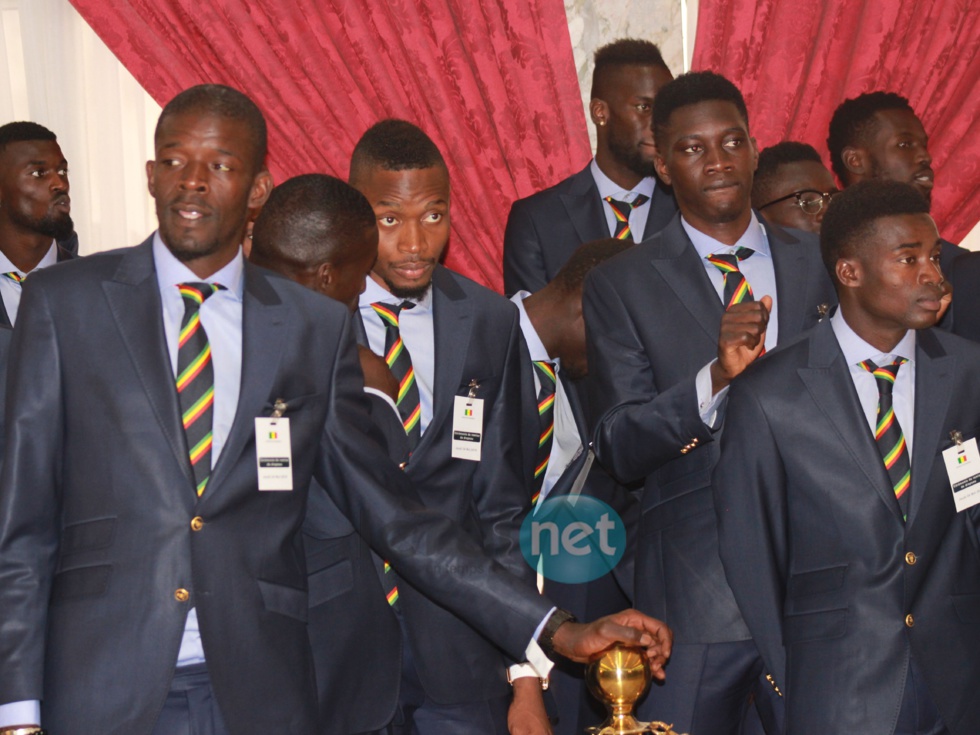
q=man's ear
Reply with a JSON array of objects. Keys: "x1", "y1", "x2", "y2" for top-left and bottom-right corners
[
  {"x1": 590, "y1": 98, "x2": 609, "y2": 128},
  {"x1": 316, "y1": 261, "x2": 333, "y2": 292},
  {"x1": 654, "y1": 151, "x2": 672, "y2": 187},
  {"x1": 836, "y1": 256, "x2": 862, "y2": 290},
  {"x1": 146, "y1": 160, "x2": 156, "y2": 198},
  {"x1": 841, "y1": 146, "x2": 868, "y2": 180},
  {"x1": 248, "y1": 169, "x2": 274, "y2": 210}
]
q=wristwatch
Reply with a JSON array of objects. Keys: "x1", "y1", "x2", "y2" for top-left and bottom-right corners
[{"x1": 539, "y1": 608, "x2": 577, "y2": 659}]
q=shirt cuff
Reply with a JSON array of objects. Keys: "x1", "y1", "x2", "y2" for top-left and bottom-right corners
[
  {"x1": 0, "y1": 700, "x2": 41, "y2": 728},
  {"x1": 696, "y1": 359, "x2": 729, "y2": 429},
  {"x1": 523, "y1": 606, "x2": 558, "y2": 679},
  {"x1": 508, "y1": 662, "x2": 541, "y2": 681}
]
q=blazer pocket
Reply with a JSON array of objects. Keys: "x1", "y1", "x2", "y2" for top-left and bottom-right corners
[
  {"x1": 258, "y1": 579, "x2": 309, "y2": 623},
  {"x1": 61, "y1": 517, "x2": 116, "y2": 555},
  {"x1": 951, "y1": 592, "x2": 980, "y2": 624},
  {"x1": 788, "y1": 564, "x2": 847, "y2": 599},
  {"x1": 307, "y1": 559, "x2": 355, "y2": 608},
  {"x1": 50, "y1": 564, "x2": 111, "y2": 604},
  {"x1": 783, "y1": 607, "x2": 848, "y2": 644}
]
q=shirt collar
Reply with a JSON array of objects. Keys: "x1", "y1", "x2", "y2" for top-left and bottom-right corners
[
  {"x1": 590, "y1": 158, "x2": 656, "y2": 202},
  {"x1": 510, "y1": 291, "x2": 554, "y2": 364},
  {"x1": 360, "y1": 274, "x2": 433, "y2": 315},
  {"x1": 152, "y1": 231, "x2": 244, "y2": 300},
  {"x1": 0, "y1": 240, "x2": 59, "y2": 275},
  {"x1": 683, "y1": 211, "x2": 771, "y2": 261},
  {"x1": 831, "y1": 307, "x2": 917, "y2": 367}
]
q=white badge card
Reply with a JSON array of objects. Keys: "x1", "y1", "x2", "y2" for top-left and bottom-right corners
[
  {"x1": 452, "y1": 395, "x2": 484, "y2": 461},
  {"x1": 255, "y1": 417, "x2": 293, "y2": 491},
  {"x1": 942, "y1": 436, "x2": 980, "y2": 512}
]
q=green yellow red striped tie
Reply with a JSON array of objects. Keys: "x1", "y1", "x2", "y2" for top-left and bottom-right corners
[
  {"x1": 371, "y1": 301, "x2": 422, "y2": 450},
  {"x1": 2, "y1": 272, "x2": 25, "y2": 284},
  {"x1": 604, "y1": 195, "x2": 650, "y2": 241},
  {"x1": 706, "y1": 247, "x2": 756, "y2": 309},
  {"x1": 859, "y1": 358, "x2": 911, "y2": 520},
  {"x1": 176, "y1": 282, "x2": 224, "y2": 497},
  {"x1": 531, "y1": 360, "x2": 557, "y2": 506}
]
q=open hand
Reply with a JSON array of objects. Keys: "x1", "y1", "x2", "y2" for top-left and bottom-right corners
[{"x1": 551, "y1": 609, "x2": 673, "y2": 680}]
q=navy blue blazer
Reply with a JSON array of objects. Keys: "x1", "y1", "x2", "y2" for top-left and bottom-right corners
[{"x1": 503, "y1": 164, "x2": 677, "y2": 295}]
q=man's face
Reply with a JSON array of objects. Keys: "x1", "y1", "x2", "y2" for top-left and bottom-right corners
[
  {"x1": 655, "y1": 100, "x2": 758, "y2": 231},
  {"x1": 0, "y1": 139, "x2": 73, "y2": 240},
  {"x1": 147, "y1": 111, "x2": 270, "y2": 273},
  {"x1": 865, "y1": 109, "x2": 934, "y2": 206},
  {"x1": 356, "y1": 165, "x2": 450, "y2": 299},
  {"x1": 843, "y1": 213, "x2": 945, "y2": 335},
  {"x1": 598, "y1": 65, "x2": 674, "y2": 178},
  {"x1": 327, "y1": 227, "x2": 378, "y2": 310},
  {"x1": 758, "y1": 160, "x2": 838, "y2": 234}
]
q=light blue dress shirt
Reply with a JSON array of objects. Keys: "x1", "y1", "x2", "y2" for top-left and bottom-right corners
[
  {"x1": 590, "y1": 159, "x2": 657, "y2": 240},
  {"x1": 0, "y1": 241, "x2": 59, "y2": 326}
]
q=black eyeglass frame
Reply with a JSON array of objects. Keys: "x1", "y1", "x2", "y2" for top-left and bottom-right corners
[{"x1": 758, "y1": 189, "x2": 840, "y2": 215}]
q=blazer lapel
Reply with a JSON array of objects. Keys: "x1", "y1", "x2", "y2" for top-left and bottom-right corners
[
  {"x1": 798, "y1": 321, "x2": 906, "y2": 523},
  {"x1": 907, "y1": 330, "x2": 954, "y2": 526},
  {"x1": 769, "y1": 221, "x2": 816, "y2": 340},
  {"x1": 206, "y1": 263, "x2": 288, "y2": 493},
  {"x1": 649, "y1": 216, "x2": 724, "y2": 344},
  {"x1": 102, "y1": 239, "x2": 193, "y2": 490},
  {"x1": 419, "y1": 267, "x2": 471, "y2": 453},
  {"x1": 641, "y1": 184, "x2": 677, "y2": 240},
  {"x1": 559, "y1": 166, "x2": 609, "y2": 245}
]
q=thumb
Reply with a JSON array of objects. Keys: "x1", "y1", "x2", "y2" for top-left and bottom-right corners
[{"x1": 760, "y1": 294, "x2": 773, "y2": 314}]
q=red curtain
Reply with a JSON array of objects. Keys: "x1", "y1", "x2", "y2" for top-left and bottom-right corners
[
  {"x1": 68, "y1": 0, "x2": 591, "y2": 291},
  {"x1": 693, "y1": 0, "x2": 980, "y2": 245}
]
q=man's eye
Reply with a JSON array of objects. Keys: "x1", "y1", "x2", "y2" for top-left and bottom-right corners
[
  {"x1": 30, "y1": 169, "x2": 48, "y2": 178},
  {"x1": 379, "y1": 216, "x2": 398, "y2": 227},
  {"x1": 57, "y1": 168, "x2": 69, "y2": 177},
  {"x1": 425, "y1": 213, "x2": 443, "y2": 223},
  {"x1": 212, "y1": 162, "x2": 231, "y2": 172},
  {"x1": 635, "y1": 103, "x2": 651, "y2": 112}
]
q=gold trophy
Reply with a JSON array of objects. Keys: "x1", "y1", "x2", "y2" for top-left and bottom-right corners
[{"x1": 585, "y1": 644, "x2": 687, "y2": 735}]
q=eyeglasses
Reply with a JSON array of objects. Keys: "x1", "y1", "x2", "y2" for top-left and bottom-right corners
[{"x1": 758, "y1": 189, "x2": 840, "y2": 215}]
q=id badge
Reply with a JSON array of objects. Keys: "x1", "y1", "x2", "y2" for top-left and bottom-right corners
[
  {"x1": 255, "y1": 417, "x2": 293, "y2": 491},
  {"x1": 451, "y1": 395, "x2": 484, "y2": 461},
  {"x1": 942, "y1": 435, "x2": 980, "y2": 512}
]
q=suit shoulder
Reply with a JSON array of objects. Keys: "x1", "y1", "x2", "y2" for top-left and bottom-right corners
[
  {"x1": 509, "y1": 166, "x2": 591, "y2": 212},
  {"x1": 436, "y1": 267, "x2": 518, "y2": 320},
  {"x1": 249, "y1": 263, "x2": 349, "y2": 323},
  {"x1": 27, "y1": 245, "x2": 135, "y2": 288}
]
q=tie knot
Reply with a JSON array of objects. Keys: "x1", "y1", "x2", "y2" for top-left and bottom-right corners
[
  {"x1": 2, "y1": 271, "x2": 25, "y2": 285},
  {"x1": 707, "y1": 247, "x2": 754, "y2": 270},
  {"x1": 372, "y1": 300, "x2": 415, "y2": 327},
  {"x1": 859, "y1": 357, "x2": 908, "y2": 390},
  {"x1": 533, "y1": 360, "x2": 556, "y2": 384},
  {"x1": 605, "y1": 194, "x2": 649, "y2": 212},
  {"x1": 178, "y1": 282, "x2": 225, "y2": 310}
]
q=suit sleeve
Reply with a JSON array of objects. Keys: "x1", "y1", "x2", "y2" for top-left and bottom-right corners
[
  {"x1": 0, "y1": 284, "x2": 63, "y2": 704},
  {"x1": 503, "y1": 200, "x2": 549, "y2": 296},
  {"x1": 713, "y1": 378, "x2": 788, "y2": 688},
  {"x1": 584, "y1": 266, "x2": 716, "y2": 483},
  {"x1": 312, "y1": 315, "x2": 552, "y2": 661}
]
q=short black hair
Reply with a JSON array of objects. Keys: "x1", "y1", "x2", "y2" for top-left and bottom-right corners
[
  {"x1": 0, "y1": 121, "x2": 57, "y2": 154},
  {"x1": 752, "y1": 141, "x2": 825, "y2": 206},
  {"x1": 652, "y1": 71, "x2": 749, "y2": 148},
  {"x1": 349, "y1": 119, "x2": 447, "y2": 184},
  {"x1": 827, "y1": 92, "x2": 915, "y2": 183},
  {"x1": 591, "y1": 39, "x2": 669, "y2": 99},
  {"x1": 820, "y1": 180, "x2": 930, "y2": 281},
  {"x1": 553, "y1": 237, "x2": 631, "y2": 293},
  {"x1": 251, "y1": 174, "x2": 376, "y2": 269},
  {"x1": 156, "y1": 84, "x2": 267, "y2": 172}
]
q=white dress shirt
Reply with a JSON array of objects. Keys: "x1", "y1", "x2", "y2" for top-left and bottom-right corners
[
  {"x1": 591, "y1": 159, "x2": 657, "y2": 240},
  {"x1": 0, "y1": 241, "x2": 59, "y2": 326}
]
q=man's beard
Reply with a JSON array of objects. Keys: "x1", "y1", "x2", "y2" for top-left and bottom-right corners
[
  {"x1": 12, "y1": 208, "x2": 74, "y2": 241},
  {"x1": 608, "y1": 135, "x2": 657, "y2": 179},
  {"x1": 383, "y1": 275, "x2": 432, "y2": 302}
]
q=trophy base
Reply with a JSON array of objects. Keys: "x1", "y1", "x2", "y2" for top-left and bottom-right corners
[{"x1": 585, "y1": 717, "x2": 680, "y2": 734}]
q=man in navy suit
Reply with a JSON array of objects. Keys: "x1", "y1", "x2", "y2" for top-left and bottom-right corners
[
  {"x1": 512, "y1": 236, "x2": 639, "y2": 735},
  {"x1": 716, "y1": 180, "x2": 980, "y2": 735},
  {"x1": 0, "y1": 85, "x2": 672, "y2": 735},
  {"x1": 503, "y1": 39, "x2": 676, "y2": 295},
  {"x1": 0, "y1": 122, "x2": 75, "y2": 326},
  {"x1": 585, "y1": 71, "x2": 837, "y2": 735}
]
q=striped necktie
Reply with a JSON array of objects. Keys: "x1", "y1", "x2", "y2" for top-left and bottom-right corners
[
  {"x1": 176, "y1": 282, "x2": 225, "y2": 497},
  {"x1": 605, "y1": 195, "x2": 650, "y2": 241},
  {"x1": 706, "y1": 247, "x2": 756, "y2": 309},
  {"x1": 2, "y1": 272, "x2": 25, "y2": 284},
  {"x1": 859, "y1": 358, "x2": 911, "y2": 520},
  {"x1": 371, "y1": 301, "x2": 422, "y2": 450},
  {"x1": 532, "y1": 360, "x2": 557, "y2": 506}
]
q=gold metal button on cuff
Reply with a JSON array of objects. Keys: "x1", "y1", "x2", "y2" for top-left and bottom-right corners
[
  {"x1": 905, "y1": 551, "x2": 916, "y2": 565},
  {"x1": 175, "y1": 588, "x2": 190, "y2": 603},
  {"x1": 905, "y1": 613, "x2": 914, "y2": 627},
  {"x1": 190, "y1": 516, "x2": 204, "y2": 531}
]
